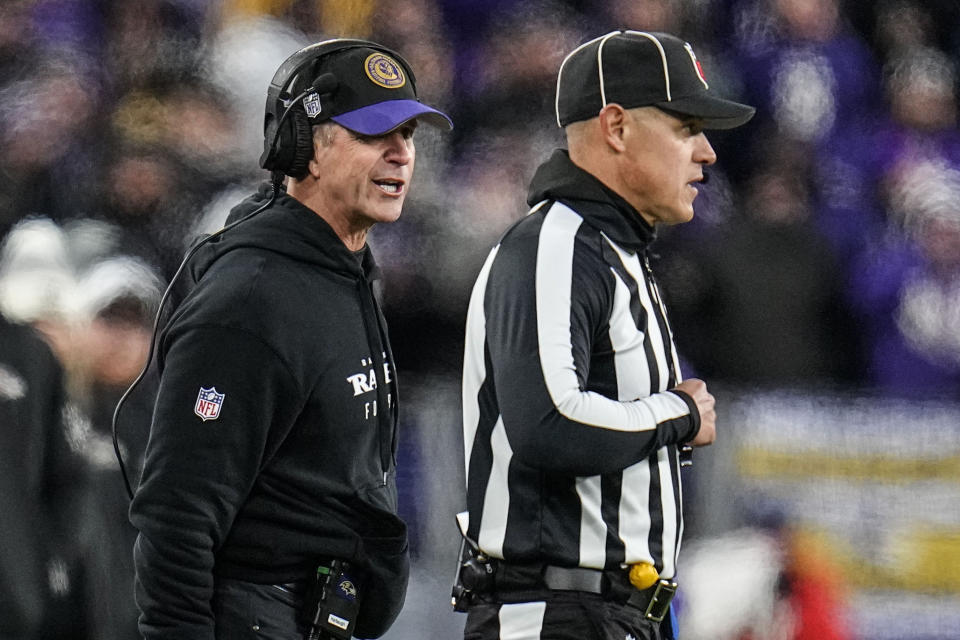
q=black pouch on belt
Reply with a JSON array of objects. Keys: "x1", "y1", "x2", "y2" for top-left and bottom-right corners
[
  {"x1": 451, "y1": 536, "x2": 495, "y2": 611},
  {"x1": 299, "y1": 560, "x2": 361, "y2": 640}
]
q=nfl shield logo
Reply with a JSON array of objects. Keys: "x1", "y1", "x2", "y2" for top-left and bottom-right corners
[{"x1": 194, "y1": 386, "x2": 225, "y2": 421}]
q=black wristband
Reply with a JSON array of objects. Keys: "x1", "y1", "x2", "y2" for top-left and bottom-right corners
[{"x1": 666, "y1": 389, "x2": 701, "y2": 443}]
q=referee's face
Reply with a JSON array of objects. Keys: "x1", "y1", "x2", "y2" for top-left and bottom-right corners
[{"x1": 617, "y1": 106, "x2": 716, "y2": 226}]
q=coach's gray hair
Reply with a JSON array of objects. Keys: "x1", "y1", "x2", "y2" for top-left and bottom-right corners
[{"x1": 312, "y1": 121, "x2": 338, "y2": 147}]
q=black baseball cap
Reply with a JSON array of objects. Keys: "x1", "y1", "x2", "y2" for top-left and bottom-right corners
[
  {"x1": 556, "y1": 30, "x2": 755, "y2": 130},
  {"x1": 281, "y1": 41, "x2": 453, "y2": 135}
]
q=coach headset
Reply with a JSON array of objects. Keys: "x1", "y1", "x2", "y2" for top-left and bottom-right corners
[{"x1": 112, "y1": 39, "x2": 421, "y2": 500}]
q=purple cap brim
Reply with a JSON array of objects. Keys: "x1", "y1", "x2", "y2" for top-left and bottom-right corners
[{"x1": 331, "y1": 99, "x2": 453, "y2": 135}]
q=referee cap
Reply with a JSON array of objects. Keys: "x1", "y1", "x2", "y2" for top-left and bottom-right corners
[{"x1": 555, "y1": 30, "x2": 755, "y2": 130}]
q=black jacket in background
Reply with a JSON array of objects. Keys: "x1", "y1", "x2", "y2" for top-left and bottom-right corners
[
  {"x1": 0, "y1": 313, "x2": 76, "y2": 637},
  {"x1": 129, "y1": 184, "x2": 407, "y2": 639}
]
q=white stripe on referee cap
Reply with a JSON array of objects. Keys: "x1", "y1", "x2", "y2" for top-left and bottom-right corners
[
  {"x1": 555, "y1": 31, "x2": 618, "y2": 127},
  {"x1": 595, "y1": 31, "x2": 621, "y2": 108},
  {"x1": 624, "y1": 31, "x2": 672, "y2": 102}
]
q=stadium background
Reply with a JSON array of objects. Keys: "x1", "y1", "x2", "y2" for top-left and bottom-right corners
[{"x1": 0, "y1": 0, "x2": 958, "y2": 638}]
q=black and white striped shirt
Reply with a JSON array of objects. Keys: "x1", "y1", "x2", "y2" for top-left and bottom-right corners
[{"x1": 461, "y1": 150, "x2": 700, "y2": 579}]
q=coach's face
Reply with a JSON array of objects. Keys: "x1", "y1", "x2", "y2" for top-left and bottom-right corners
[
  {"x1": 616, "y1": 106, "x2": 716, "y2": 226},
  {"x1": 314, "y1": 121, "x2": 417, "y2": 230}
]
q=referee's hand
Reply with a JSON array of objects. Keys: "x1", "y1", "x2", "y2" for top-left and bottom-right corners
[{"x1": 673, "y1": 378, "x2": 716, "y2": 447}]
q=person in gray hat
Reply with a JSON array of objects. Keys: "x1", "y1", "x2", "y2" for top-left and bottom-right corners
[
  {"x1": 123, "y1": 38, "x2": 451, "y2": 640},
  {"x1": 453, "y1": 31, "x2": 754, "y2": 639}
]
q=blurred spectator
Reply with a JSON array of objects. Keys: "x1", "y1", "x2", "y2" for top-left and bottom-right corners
[
  {"x1": 207, "y1": 13, "x2": 311, "y2": 165},
  {"x1": 0, "y1": 56, "x2": 102, "y2": 226},
  {"x1": 0, "y1": 310, "x2": 88, "y2": 640},
  {"x1": 603, "y1": 0, "x2": 683, "y2": 33},
  {"x1": 97, "y1": 77, "x2": 247, "y2": 277},
  {"x1": 0, "y1": 1, "x2": 35, "y2": 75},
  {"x1": 0, "y1": 217, "x2": 164, "y2": 639},
  {"x1": 848, "y1": 160, "x2": 960, "y2": 398},
  {"x1": 858, "y1": 0, "x2": 960, "y2": 66},
  {"x1": 373, "y1": 0, "x2": 455, "y2": 110},
  {"x1": 444, "y1": 0, "x2": 582, "y2": 151},
  {"x1": 69, "y1": 255, "x2": 162, "y2": 409},
  {"x1": 815, "y1": 44, "x2": 960, "y2": 267},
  {"x1": 0, "y1": 217, "x2": 77, "y2": 357},
  {"x1": 101, "y1": 0, "x2": 209, "y2": 93},
  {"x1": 872, "y1": 0, "x2": 939, "y2": 60},
  {"x1": 680, "y1": 527, "x2": 787, "y2": 640},
  {"x1": 661, "y1": 140, "x2": 859, "y2": 388},
  {"x1": 779, "y1": 526, "x2": 853, "y2": 640},
  {"x1": 680, "y1": 522, "x2": 852, "y2": 640},
  {"x1": 70, "y1": 255, "x2": 161, "y2": 640},
  {"x1": 872, "y1": 46, "x2": 960, "y2": 174},
  {"x1": 731, "y1": 0, "x2": 883, "y2": 143}
]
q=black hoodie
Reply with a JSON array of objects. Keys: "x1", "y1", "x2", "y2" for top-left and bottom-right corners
[{"x1": 129, "y1": 184, "x2": 407, "y2": 639}]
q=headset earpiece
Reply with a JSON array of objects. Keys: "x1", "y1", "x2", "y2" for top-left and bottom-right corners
[
  {"x1": 285, "y1": 73, "x2": 339, "y2": 179},
  {"x1": 286, "y1": 108, "x2": 315, "y2": 179}
]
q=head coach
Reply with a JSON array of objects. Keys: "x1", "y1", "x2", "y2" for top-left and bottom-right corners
[
  {"x1": 125, "y1": 38, "x2": 451, "y2": 640},
  {"x1": 454, "y1": 31, "x2": 754, "y2": 640}
]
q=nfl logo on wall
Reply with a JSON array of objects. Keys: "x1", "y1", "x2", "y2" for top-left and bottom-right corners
[{"x1": 195, "y1": 386, "x2": 225, "y2": 421}]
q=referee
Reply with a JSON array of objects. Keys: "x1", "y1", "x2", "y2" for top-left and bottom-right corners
[{"x1": 456, "y1": 31, "x2": 754, "y2": 639}]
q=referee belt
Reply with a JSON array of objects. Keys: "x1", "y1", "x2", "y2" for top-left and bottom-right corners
[{"x1": 491, "y1": 563, "x2": 677, "y2": 623}]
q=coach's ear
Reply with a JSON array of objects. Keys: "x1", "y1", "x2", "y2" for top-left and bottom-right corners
[{"x1": 598, "y1": 103, "x2": 628, "y2": 153}]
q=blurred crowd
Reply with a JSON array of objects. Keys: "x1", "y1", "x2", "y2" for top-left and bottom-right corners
[{"x1": 1, "y1": 0, "x2": 959, "y2": 638}]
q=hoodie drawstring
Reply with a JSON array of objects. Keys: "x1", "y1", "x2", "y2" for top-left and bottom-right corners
[{"x1": 357, "y1": 276, "x2": 396, "y2": 480}]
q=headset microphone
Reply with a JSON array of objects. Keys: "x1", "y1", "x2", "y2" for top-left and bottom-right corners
[
  {"x1": 307, "y1": 73, "x2": 339, "y2": 99},
  {"x1": 701, "y1": 171, "x2": 710, "y2": 185}
]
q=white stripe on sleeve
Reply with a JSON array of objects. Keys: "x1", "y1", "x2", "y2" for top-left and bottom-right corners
[
  {"x1": 462, "y1": 245, "x2": 500, "y2": 480},
  {"x1": 478, "y1": 416, "x2": 512, "y2": 559}
]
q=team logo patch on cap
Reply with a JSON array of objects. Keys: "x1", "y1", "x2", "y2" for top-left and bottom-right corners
[
  {"x1": 364, "y1": 53, "x2": 406, "y2": 89},
  {"x1": 194, "y1": 386, "x2": 225, "y2": 421},
  {"x1": 683, "y1": 42, "x2": 709, "y2": 89}
]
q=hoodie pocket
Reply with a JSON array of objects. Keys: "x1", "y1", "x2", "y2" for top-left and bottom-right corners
[{"x1": 351, "y1": 482, "x2": 409, "y2": 638}]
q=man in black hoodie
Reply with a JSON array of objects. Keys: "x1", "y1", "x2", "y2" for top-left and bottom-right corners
[
  {"x1": 128, "y1": 40, "x2": 451, "y2": 640},
  {"x1": 0, "y1": 311, "x2": 82, "y2": 640},
  {"x1": 455, "y1": 32, "x2": 753, "y2": 639}
]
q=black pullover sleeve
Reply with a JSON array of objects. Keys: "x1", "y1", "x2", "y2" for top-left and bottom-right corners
[{"x1": 129, "y1": 325, "x2": 300, "y2": 640}]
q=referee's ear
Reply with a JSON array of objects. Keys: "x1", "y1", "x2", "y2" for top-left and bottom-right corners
[{"x1": 598, "y1": 103, "x2": 628, "y2": 154}]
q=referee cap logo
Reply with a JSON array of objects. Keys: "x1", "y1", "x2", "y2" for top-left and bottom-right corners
[{"x1": 683, "y1": 42, "x2": 709, "y2": 88}]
